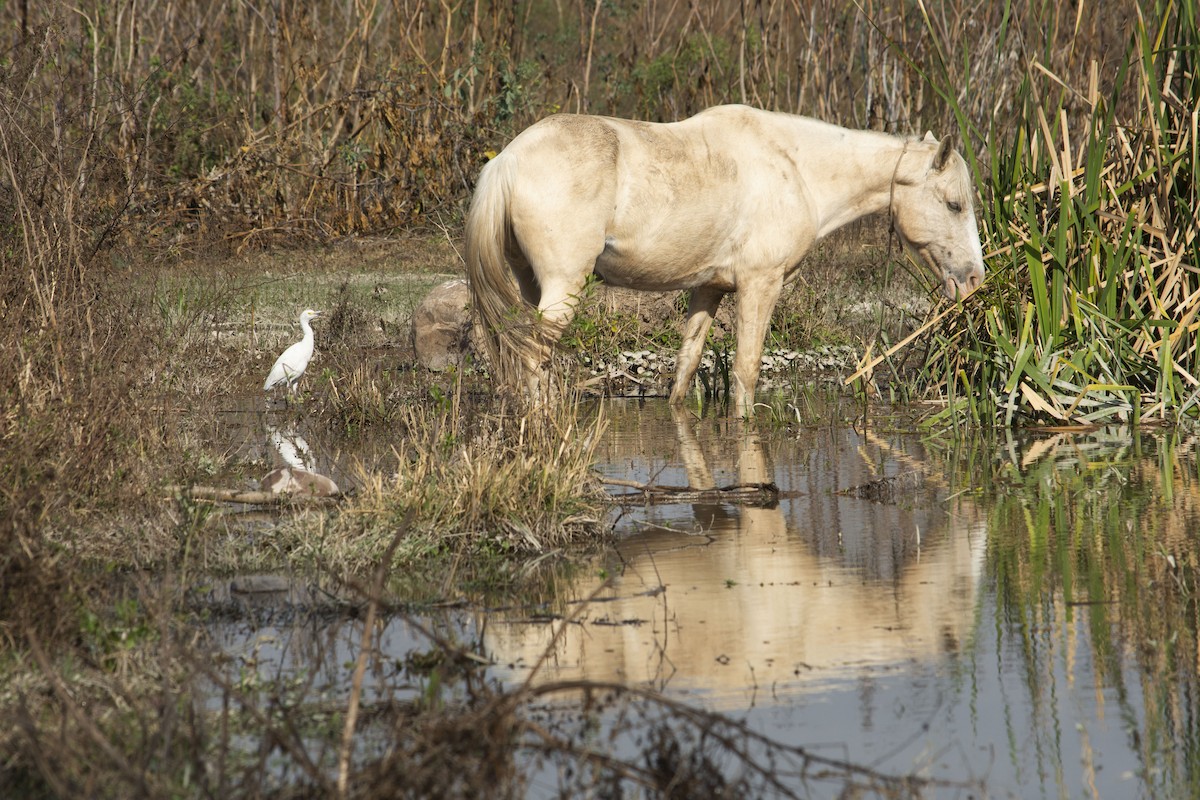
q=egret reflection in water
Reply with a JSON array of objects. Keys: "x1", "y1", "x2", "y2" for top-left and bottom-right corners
[{"x1": 262, "y1": 423, "x2": 340, "y2": 497}]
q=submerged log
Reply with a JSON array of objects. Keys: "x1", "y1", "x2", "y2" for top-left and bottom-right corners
[
  {"x1": 836, "y1": 469, "x2": 934, "y2": 503},
  {"x1": 261, "y1": 467, "x2": 340, "y2": 497},
  {"x1": 169, "y1": 485, "x2": 343, "y2": 507},
  {"x1": 600, "y1": 477, "x2": 780, "y2": 507}
]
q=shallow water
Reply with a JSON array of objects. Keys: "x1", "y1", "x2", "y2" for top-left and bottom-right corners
[
  {"x1": 489, "y1": 403, "x2": 984, "y2": 700},
  {"x1": 201, "y1": 398, "x2": 1200, "y2": 797}
]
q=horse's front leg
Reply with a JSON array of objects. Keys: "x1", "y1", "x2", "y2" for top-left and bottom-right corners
[
  {"x1": 670, "y1": 405, "x2": 716, "y2": 490},
  {"x1": 731, "y1": 279, "x2": 782, "y2": 417},
  {"x1": 669, "y1": 286, "x2": 725, "y2": 407}
]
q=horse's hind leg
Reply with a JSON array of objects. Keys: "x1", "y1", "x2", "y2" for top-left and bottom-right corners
[
  {"x1": 517, "y1": 256, "x2": 595, "y2": 401},
  {"x1": 521, "y1": 278, "x2": 583, "y2": 400},
  {"x1": 669, "y1": 287, "x2": 725, "y2": 407}
]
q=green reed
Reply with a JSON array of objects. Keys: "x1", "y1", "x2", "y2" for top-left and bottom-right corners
[{"x1": 913, "y1": 1, "x2": 1199, "y2": 426}]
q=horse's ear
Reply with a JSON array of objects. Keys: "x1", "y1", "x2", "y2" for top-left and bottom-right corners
[
  {"x1": 932, "y1": 135, "x2": 955, "y2": 171},
  {"x1": 923, "y1": 131, "x2": 937, "y2": 143}
]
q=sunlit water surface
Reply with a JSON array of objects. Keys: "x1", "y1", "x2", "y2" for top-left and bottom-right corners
[{"x1": 201, "y1": 399, "x2": 1200, "y2": 797}]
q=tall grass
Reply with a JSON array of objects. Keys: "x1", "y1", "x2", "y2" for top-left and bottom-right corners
[
  {"x1": 316, "y1": 387, "x2": 611, "y2": 578},
  {"x1": 0, "y1": 23, "x2": 166, "y2": 644},
  {"x1": 912, "y1": 2, "x2": 1198, "y2": 426}
]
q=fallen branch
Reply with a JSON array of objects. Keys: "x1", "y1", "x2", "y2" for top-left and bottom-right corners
[
  {"x1": 599, "y1": 477, "x2": 780, "y2": 507},
  {"x1": 843, "y1": 302, "x2": 957, "y2": 384}
]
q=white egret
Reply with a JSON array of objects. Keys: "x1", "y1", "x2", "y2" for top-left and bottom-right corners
[{"x1": 264, "y1": 308, "x2": 321, "y2": 394}]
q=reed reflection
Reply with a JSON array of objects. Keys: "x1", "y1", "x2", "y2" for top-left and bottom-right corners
[{"x1": 983, "y1": 427, "x2": 1200, "y2": 796}]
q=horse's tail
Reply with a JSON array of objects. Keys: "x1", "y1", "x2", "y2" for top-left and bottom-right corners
[{"x1": 465, "y1": 154, "x2": 532, "y2": 387}]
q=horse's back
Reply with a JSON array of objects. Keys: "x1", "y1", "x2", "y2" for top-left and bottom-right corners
[
  {"x1": 492, "y1": 114, "x2": 624, "y2": 234},
  {"x1": 505, "y1": 104, "x2": 777, "y2": 163},
  {"x1": 493, "y1": 105, "x2": 820, "y2": 290},
  {"x1": 500, "y1": 113, "x2": 622, "y2": 187}
]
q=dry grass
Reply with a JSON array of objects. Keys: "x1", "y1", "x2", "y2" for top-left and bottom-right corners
[
  {"x1": 0, "y1": 2, "x2": 1151, "y2": 251},
  {"x1": 281, "y1": 389, "x2": 611, "y2": 579}
]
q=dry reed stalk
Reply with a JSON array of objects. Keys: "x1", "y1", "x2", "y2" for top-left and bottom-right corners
[
  {"x1": 0, "y1": 1, "x2": 1148, "y2": 244},
  {"x1": 337, "y1": 508, "x2": 415, "y2": 797}
]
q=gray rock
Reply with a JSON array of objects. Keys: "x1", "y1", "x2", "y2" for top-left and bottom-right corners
[{"x1": 412, "y1": 279, "x2": 472, "y2": 371}]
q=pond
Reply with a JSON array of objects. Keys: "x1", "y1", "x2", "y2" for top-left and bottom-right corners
[{"x1": 197, "y1": 399, "x2": 1200, "y2": 798}]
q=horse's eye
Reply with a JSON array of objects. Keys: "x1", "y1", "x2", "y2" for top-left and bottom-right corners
[{"x1": 947, "y1": 201, "x2": 963, "y2": 213}]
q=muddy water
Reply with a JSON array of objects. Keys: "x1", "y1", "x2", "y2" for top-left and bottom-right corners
[{"x1": 202, "y1": 399, "x2": 1200, "y2": 797}]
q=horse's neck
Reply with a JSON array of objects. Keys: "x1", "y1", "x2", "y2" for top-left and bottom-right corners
[{"x1": 799, "y1": 127, "x2": 913, "y2": 240}]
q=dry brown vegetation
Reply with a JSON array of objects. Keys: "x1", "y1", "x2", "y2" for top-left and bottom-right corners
[
  {"x1": 1, "y1": 1, "x2": 1194, "y2": 796},
  {"x1": 0, "y1": 1, "x2": 1147, "y2": 248}
]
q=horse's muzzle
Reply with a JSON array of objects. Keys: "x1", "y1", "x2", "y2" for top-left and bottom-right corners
[{"x1": 944, "y1": 264, "x2": 984, "y2": 300}]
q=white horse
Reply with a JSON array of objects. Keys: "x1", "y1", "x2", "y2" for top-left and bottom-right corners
[{"x1": 465, "y1": 104, "x2": 984, "y2": 416}]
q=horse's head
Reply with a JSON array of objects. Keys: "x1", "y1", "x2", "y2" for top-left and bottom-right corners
[{"x1": 891, "y1": 133, "x2": 985, "y2": 300}]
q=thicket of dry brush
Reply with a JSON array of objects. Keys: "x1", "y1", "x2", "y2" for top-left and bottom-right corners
[{"x1": 0, "y1": 1, "x2": 1148, "y2": 245}]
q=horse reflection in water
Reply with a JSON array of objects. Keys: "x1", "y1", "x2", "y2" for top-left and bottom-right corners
[{"x1": 483, "y1": 410, "x2": 986, "y2": 704}]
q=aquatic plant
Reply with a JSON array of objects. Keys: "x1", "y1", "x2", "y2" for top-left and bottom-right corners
[
  {"x1": 900, "y1": 2, "x2": 1199, "y2": 425},
  {"x1": 313, "y1": 382, "x2": 611, "y2": 578}
]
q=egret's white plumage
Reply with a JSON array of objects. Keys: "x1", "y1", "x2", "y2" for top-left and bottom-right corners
[{"x1": 264, "y1": 309, "x2": 321, "y2": 393}]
